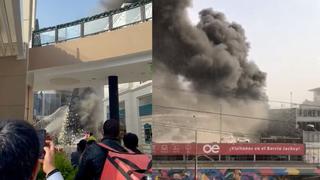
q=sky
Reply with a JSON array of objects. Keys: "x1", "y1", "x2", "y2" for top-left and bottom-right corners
[
  {"x1": 36, "y1": 0, "x2": 102, "y2": 28},
  {"x1": 187, "y1": 0, "x2": 320, "y2": 107}
]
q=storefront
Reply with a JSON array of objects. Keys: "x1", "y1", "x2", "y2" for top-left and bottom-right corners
[
  {"x1": 153, "y1": 143, "x2": 320, "y2": 179},
  {"x1": 153, "y1": 168, "x2": 320, "y2": 180},
  {"x1": 153, "y1": 143, "x2": 305, "y2": 162}
]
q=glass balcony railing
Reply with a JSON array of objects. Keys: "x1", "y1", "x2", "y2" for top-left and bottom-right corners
[
  {"x1": 58, "y1": 24, "x2": 81, "y2": 41},
  {"x1": 32, "y1": 0, "x2": 152, "y2": 47},
  {"x1": 84, "y1": 16, "x2": 109, "y2": 35},
  {"x1": 113, "y1": 6, "x2": 141, "y2": 28}
]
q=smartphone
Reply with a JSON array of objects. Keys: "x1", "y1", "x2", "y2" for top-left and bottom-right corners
[{"x1": 37, "y1": 129, "x2": 46, "y2": 159}]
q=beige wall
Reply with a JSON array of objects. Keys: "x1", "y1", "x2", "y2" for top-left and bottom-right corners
[
  {"x1": 0, "y1": 56, "x2": 27, "y2": 120},
  {"x1": 29, "y1": 21, "x2": 152, "y2": 71}
]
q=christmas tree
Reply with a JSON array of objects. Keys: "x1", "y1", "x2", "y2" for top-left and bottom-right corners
[{"x1": 59, "y1": 88, "x2": 83, "y2": 145}]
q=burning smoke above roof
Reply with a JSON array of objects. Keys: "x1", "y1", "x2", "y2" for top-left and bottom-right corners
[{"x1": 153, "y1": 0, "x2": 266, "y2": 100}]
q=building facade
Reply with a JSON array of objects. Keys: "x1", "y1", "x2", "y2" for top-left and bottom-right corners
[
  {"x1": 296, "y1": 88, "x2": 320, "y2": 164},
  {"x1": 104, "y1": 81, "x2": 152, "y2": 153}
]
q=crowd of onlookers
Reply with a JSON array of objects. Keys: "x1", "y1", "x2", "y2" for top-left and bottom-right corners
[{"x1": 0, "y1": 119, "x2": 144, "y2": 180}]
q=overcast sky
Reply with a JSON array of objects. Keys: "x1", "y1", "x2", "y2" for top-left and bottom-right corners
[{"x1": 187, "y1": 0, "x2": 320, "y2": 107}]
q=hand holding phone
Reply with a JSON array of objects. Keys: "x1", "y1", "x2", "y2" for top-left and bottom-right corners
[{"x1": 42, "y1": 140, "x2": 56, "y2": 175}]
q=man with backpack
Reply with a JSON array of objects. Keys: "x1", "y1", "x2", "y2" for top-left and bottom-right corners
[
  {"x1": 75, "y1": 119, "x2": 152, "y2": 180},
  {"x1": 71, "y1": 139, "x2": 87, "y2": 168},
  {"x1": 123, "y1": 132, "x2": 142, "y2": 154},
  {"x1": 75, "y1": 119, "x2": 128, "y2": 180}
]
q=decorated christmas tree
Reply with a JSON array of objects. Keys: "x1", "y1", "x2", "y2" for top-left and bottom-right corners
[{"x1": 59, "y1": 88, "x2": 83, "y2": 145}]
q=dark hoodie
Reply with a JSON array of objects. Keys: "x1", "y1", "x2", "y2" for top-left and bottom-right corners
[
  {"x1": 74, "y1": 137, "x2": 127, "y2": 180},
  {"x1": 75, "y1": 119, "x2": 127, "y2": 180},
  {"x1": 123, "y1": 132, "x2": 142, "y2": 154}
]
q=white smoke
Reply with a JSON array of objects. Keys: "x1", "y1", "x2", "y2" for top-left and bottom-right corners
[
  {"x1": 100, "y1": 0, "x2": 126, "y2": 11},
  {"x1": 78, "y1": 89, "x2": 104, "y2": 136},
  {"x1": 36, "y1": 87, "x2": 104, "y2": 144},
  {"x1": 37, "y1": 106, "x2": 69, "y2": 137},
  {"x1": 153, "y1": 68, "x2": 268, "y2": 143}
]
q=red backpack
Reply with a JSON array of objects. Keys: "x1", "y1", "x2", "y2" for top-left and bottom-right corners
[{"x1": 98, "y1": 143, "x2": 152, "y2": 180}]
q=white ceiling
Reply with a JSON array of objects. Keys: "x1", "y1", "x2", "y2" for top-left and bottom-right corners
[{"x1": 29, "y1": 51, "x2": 152, "y2": 91}]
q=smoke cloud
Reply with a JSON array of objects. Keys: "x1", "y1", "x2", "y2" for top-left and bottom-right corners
[
  {"x1": 153, "y1": 0, "x2": 269, "y2": 143},
  {"x1": 78, "y1": 87, "x2": 103, "y2": 136},
  {"x1": 99, "y1": 0, "x2": 126, "y2": 11},
  {"x1": 153, "y1": 0, "x2": 266, "y2": 100},
  {"x1": 39, "y1": 106, "x2": 68, "y2": 137}
]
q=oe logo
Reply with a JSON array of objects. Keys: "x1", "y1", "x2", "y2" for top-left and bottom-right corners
[{"x1": 203, "y1": 144, "x2": 220, "y2": 154}]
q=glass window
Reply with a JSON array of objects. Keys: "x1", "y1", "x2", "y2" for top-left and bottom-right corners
[
  {"x1": 197, "y1": 155, "x2": 220, "y2": 161},
  {"x1": 144, "y1": 123, "x2": 152, "y2": 144},
  {"x1": 139, "y1": 95, "x2": 152, "y2": 116},
  {"x1": 119, "y1": 101, "x2": 126, "y2": 130},
  {"x1": 290, "y1": 155, "x2": 303, "y2": 161},
  {"x1": 256, "y1": 155, "x2": 289, "y2": 161},
  {"x1": 153, "y1": 155, "x2": 183, "y2": 161},
  {"x1": 221, "y1": 155, "x2": 254, "y2": 161}
]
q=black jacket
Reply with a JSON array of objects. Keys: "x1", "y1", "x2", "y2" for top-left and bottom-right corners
[
  {"x1": 70, "y1": 151, "x2": 81, "y2": 168},
  {"x1": 129, "y1": 147, "x2": 142, "y2": 154},
  {"x1": 74, "y1": 137, "x2": 127, "y2": 180}
]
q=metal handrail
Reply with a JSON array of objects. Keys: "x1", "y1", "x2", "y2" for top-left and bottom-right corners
[{"x1": 32, "y1": 0, "x2": 152, "y2": 47}]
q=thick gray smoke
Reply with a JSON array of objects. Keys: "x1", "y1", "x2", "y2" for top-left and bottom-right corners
[
  {"x1": 153, "y1": 0, "x2": 270, "y2": 143},
  {"x1": 78, "y1": 87, "x2": 103, "y2": 136},
  {"x1": 154, "y1": 0, "x2": 266, "y2": 100}
]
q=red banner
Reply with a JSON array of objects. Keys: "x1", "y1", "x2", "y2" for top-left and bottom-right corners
[{"x1": 152, "y1": 143, "x2": 305, "y2": 155}]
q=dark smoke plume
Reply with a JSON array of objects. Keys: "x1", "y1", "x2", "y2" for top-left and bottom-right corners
[{"x1": 153, "y1": 0, "x2": 266, "y2": 100}]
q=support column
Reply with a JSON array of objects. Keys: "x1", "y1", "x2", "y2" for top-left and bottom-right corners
[
  {"x1": 108, "y1": 76, "x2": 119, "y2": 121},
  {"x1": 0, "y1": 56, "x2": 27, "y2": 120}
]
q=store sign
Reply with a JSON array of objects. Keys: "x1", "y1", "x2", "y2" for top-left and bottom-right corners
[
  {"x1": 153, "y1": 143, "x2": 305, "y2": 155},
  {"x1": 202, "y1": 144, "x2": 220, "y2": 154}
]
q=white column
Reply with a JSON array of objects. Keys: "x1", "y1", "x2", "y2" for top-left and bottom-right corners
[{"x1": 124, "y1": 83, "x2": 139, "y2": 136}]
